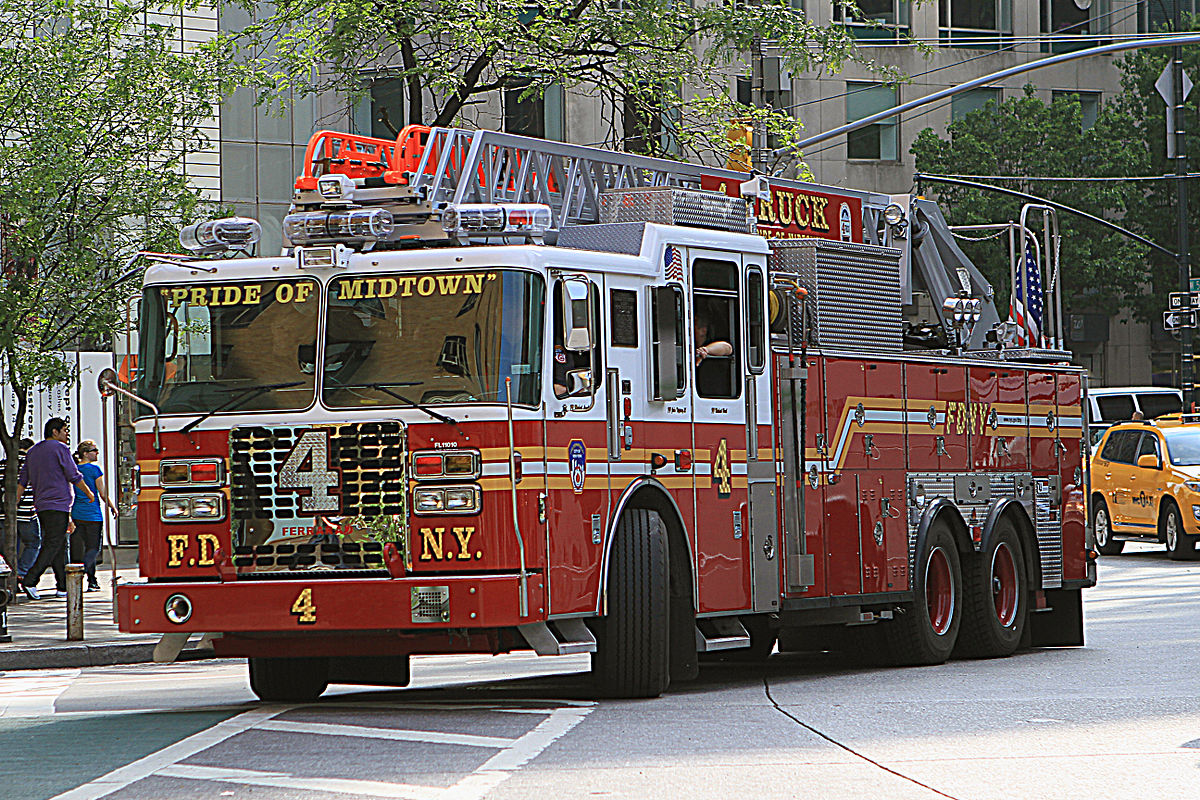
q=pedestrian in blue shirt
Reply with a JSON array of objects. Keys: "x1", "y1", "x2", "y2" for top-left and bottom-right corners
[
  {"x1": 70, "y1": 439, "x2": 118, "y2": 591},
  {"x1": 18, "y1": 418, "x2": 94, "y2": 600}
]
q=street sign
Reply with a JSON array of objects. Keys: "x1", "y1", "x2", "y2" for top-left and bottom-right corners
[
  {"x1": 1191, "y1": 277, "x2": 1200, "y2": 292},
  {"x1": 1169, "y1": 292, "x2": 1200, "y2": 310},
  {"x1": 1165, "y1": 310, "x2": 1198, "y2": 330}
]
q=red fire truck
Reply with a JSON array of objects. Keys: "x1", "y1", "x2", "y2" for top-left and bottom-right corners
[{"x1": 111, "y1": 126, "x2": 1094, "y2": 701}]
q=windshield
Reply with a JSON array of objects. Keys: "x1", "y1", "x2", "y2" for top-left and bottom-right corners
[
  {"x1": 1166, "y1": 429, "x2": 1200, "y2": 466},
  {"x1": 322, "y1": 270, "x2": 545, "y2": 408},
  {"x1": 138, "y1": 279, "x2": 319, "y2": 415}
]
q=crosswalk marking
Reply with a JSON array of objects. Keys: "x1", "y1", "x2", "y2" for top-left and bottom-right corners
[
  {"x1": 156, "y1": 764, "x2": 445, "y2": 800},
  {"x1": 257, "y1": 718, "x2": 517, "y2": 748},
  {"x1": 0, "y1": 669, "x2": 80, "y2": 717}
]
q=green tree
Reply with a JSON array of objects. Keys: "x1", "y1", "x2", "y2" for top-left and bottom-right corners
[
  {"x1": 230, "y1": 0, "x2": 898, "y2": 168},
  {"x1": 0, "y1": 0, "x2": 234, "y2": 592},
  {"x1": 910, "y1": 87, "x2": 1153, "y2": 323}
]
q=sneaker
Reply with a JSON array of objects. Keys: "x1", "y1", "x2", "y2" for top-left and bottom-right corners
[
  {"x1": 22, "y1": 584, "x2": 39, "y2": 600},
  {"x1": 87, "y1": 582, "x2": 100, "y2": 592},
  {"x1": 55, "y1": 590, "x2": 67, "y2": 598}
]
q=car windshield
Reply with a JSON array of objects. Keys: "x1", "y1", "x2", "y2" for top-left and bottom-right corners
[
  {"x1": 322, "y1": 269, "x2": 545, "y2": 408},
  {"x1": 137, "y1": 279, "x2": 319, "y2": 415},
  {"x1": 1165, "y1": 428, "x2": 1200, "y2": 466}
]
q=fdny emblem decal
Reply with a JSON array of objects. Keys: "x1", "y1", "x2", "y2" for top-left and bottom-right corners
[
  {"x1": 569, "y1": 439, "x2": 587, "y2": 494},
  {"x1": 712, "y1": 438, "x2": 732, "y2": 498}
]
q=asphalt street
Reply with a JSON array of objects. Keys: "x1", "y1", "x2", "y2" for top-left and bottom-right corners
[{"x1": 3, "y1": 542, "x2": 1199, "y2": 800}]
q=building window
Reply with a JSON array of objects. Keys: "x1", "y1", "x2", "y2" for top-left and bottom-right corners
[
  {"x1": 623, "y1": 89, "x2": 679, "y2": 156},
  {"x1": 504, "y1": 81, "x2": 565, "y2": 141},
  {"x1": 939, "y1": 0, "x2": 1011, "y2": 47},
  {"x1": 353, "y1": 78, "x2": 408, "y2": 139},
  {"x1": 1052, "y1": 90, "x2": 1101, "y2": 129},
  {"x1": 735, "y1": 73, "x2": 793, "y2": 149},
  {"x1": 1042, "y1": 0, "x2": 1110, "y2": 52},
  {"x1": 951, "y1": 88, "x2": 1001, "y2": 121},
  {"x1": 833, "y1": 0, "x2": 910, "y2": 40},
  {"x1": 846, "y1": 82, "x2": 899, "y2": 160},
  {"x1": 1141, "y1": 0, "x2": 1198, "y2": 33}
]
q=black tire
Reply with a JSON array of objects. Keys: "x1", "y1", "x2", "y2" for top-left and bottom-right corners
[
  {"x1": 1093, "y1": 499, "x2": 1124, "y2": 555},
  {"x1": 248, "y1": 656, "x2": 330, "y2": 702},
  {"x1": 954, "y1": 518, "x2": 1028, "y2": 659},
  {"x1": 1163, "y1": 502, "x2": 1195, "y2": 561},
  {"x1": 884, "y1": 519, "x2": 962, "y2": 666},
  {"x1": 591, "y1": 509, "x2": 670, "y2": 698}
]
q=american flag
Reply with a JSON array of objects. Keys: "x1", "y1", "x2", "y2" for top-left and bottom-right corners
[{"x1": 1009, "y1": 241, "x2": 1043, "y2": 347}]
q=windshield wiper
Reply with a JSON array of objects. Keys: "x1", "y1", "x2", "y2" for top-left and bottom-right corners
[
  {"x1": 333, "y1": 382, "x2": 460, "y2": 427},
  {"x1": 179, "y1": 381, "x2": 306, "y2": 435}
]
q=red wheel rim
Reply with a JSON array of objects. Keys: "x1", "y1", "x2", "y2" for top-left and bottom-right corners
[
  {"x1": 991, "y1": 542, "x2": 1018, "y2": 627},
  {"x1": 925, "y1": 546, "x2": 955, "y2": 635}
]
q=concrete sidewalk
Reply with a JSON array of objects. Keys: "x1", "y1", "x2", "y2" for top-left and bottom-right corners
[{"x1": 1, "y1": 560, "x2": 214, "y2": 671}]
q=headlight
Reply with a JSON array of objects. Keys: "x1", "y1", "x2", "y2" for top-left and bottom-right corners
[
  {"x1": 415, "y1": 488, "x2": 445, "y2": 513},
  {"x1": 443, "y1": 453, "x2": 477, "y2": 476},
  {"x1": 189, "y1": 495, "x2": 224, "y2": 519},
  {"x1": 161, "y1": 496, "x2": 190, "y2": 519},
  {"x1": 160, "y1": 463, "x2": 190, "y2": 485},
  {"x1": 444, "y1": 486, "x2": 481, "y2": 513},
  {"x1": 1192, "y1": 504, "x2": 1200, "y2": 522},
  {"x1": 1185, "y1": 481, "x2": 1200, "y2": 493}
]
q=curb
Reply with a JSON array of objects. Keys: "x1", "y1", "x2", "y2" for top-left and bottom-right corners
[{"x1": 0, "y1": 642, "x2": 217, "y2": 671}]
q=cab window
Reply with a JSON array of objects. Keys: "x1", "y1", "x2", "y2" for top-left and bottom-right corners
[
  {"x1": 551, "y1": 279, "x2": 602, "y2": 398},
  {"x1": 1135, "y1": 433, "x2": 1160, "y2": 462},
  {"x1": 692, "y1": 258, "x2": 740, "y2": 399},
  {"x1": 1100, "y1": 430, "x2": 1139, "y2": 464}
]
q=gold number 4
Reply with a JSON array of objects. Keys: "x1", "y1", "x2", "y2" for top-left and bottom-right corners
[{"x1": 290, "y1": 587, "x2": 317, "y2": 624}]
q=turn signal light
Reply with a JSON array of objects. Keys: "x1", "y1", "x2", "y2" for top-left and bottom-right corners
[
  {"x1": 190, "y1": 462, "x2": 219, "y2": 483},
  {"x1": 413, "y1": 454, "x2": 443, "y2": 476}
]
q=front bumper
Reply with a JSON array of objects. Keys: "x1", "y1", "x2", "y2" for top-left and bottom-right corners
[{"x1": 117, "y1": 572, "x2": 544, "y2": 635}]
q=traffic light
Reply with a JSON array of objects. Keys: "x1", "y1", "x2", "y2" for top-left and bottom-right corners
[{"x1": 725, "y1": 121, "x2": 753, "y2": 173}]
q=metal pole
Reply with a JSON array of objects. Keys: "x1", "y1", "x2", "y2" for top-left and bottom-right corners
[
  {"x1": 102, "y1": 392, "x2": 118, "y2": 624},
  {"x1": 1175, "y1": 3, "x2": 1193, "y2": 407},
  {"x1": 751, "y1": 36, "x2": 767, "y2": 173},
  {"x1": 66, "y1": 563, "x2": 84, "y2": 640}
]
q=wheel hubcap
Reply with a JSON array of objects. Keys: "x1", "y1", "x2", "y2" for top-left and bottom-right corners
[
  {"x1": 1167, "y1": 512, "x2": 1178, "y2": 550},
  {"x1": 990, "y1": 542, "x2": 1018, "y2": 627},
  {"x1": 1096, "y1": 509, "x2": 1109, "y2": 547},
  {"x1": 925, "y1": 546, "x2": 955, "y2": 636}
]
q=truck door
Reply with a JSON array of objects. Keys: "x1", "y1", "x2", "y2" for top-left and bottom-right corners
[
  {"x1": 690, "y1": 250, "x2": 751, "y2": 612},
  {"x1": 545, "y1": 274, "x2": 610, "y2": 615}
]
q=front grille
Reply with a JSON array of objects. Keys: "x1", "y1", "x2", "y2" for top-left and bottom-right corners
[
  {"x1": 231, "y1": 540, "x2": 387, "y2": 571},
  {"x1": 230, "y1": 421, "x2": 406, "y2": 520}
]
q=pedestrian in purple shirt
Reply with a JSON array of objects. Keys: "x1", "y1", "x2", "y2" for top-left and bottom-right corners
[{"x1": 18, "y1": 418, "x2": 94, "y2": 600}]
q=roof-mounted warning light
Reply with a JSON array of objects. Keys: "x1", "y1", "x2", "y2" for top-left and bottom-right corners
[
  {"x1": 283, "y1": 208, "x2": 395, "y2": 246},
  {"x1": 441, "y1": 203, "x2": 552, "y2": 244},
  {"x1": 179, "y1": 217, "x2": 262, "y2": 255}
]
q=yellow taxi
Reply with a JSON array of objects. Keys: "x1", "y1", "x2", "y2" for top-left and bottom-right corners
[{"x1": 1091, "y1": 415, "x2": 1200, "y2": 560}]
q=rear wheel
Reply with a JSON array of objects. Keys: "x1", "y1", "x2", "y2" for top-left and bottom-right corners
[
  {"x1": 1093, "y1": 500, "x2": 1124, "y2": 555},
  {"x1": 591, "y1": 509, "x2": 670, "y2": 698},
  {"x1": 955, "y1": 518, "x2": 1028, "y2": 658},
  {"x1": 1164, "y1": 503, "x2": 1195, "y2": 561},
  {"x1": 248, "y1": 656, "x2": 330, "y2": 702},
  {"x1": 884, "y1": 520, "x2": 962, "y2": 666}
]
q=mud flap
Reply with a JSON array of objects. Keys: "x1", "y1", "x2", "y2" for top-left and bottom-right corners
[{"x1": 1027, "y1": 588, "x2": 1084, "y2": 647}]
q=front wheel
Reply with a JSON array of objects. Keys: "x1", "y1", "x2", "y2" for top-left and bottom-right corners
[
  {"x1": 1093, "y1": 500, "x2": 1124, "y2": 555},
  {"x1": 1164, "y1": 503, "x2": 1195, "y2": 561},
  {"x1": 884, "y1": 519, "x2": 962, "y2": 666},
  {"x1": 248, "y1": 656, "x2": 330, "y2": 702},
  {"x1": 590, "y1": 509, "x2": 670, "y2": 698},
  {"x1": 955, "y1": 518, "x2": 1028, "y2": 659}
]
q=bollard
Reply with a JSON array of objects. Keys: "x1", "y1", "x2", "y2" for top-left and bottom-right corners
[{"x1": 66, "y1": 564, "x2": 85, "y2": 641}]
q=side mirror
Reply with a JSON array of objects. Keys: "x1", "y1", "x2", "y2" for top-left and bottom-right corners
[
  {"x1": 567, "y1": 368, "x2": 593, "y2": 396},
  {"x1": 1137, "y1": 453, "x2": 1161, "y2": 470},
  {"x1": 562, "y1": 279, "x2": 592, "y2": 352}
]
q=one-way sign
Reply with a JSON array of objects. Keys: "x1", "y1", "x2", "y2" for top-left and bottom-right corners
[
  {"x1": 1168, "y1": 291, "x2": 1200, "y2": 310},
  {"x1": 1165, "y1": 310, "x2": 1198, "y2": 329}
]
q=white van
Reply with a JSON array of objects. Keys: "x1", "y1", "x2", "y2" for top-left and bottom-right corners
[{"x1": 1087, "y1": 386, "x2": 1182, "y2": 443}]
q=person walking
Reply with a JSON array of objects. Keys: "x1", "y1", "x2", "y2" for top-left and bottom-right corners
[
  {"x1": 70, "y1": 439, "x2": 118, "y2": 591},
  {"x1": 12, "y1": 438, "x2": 40, "y2": 591},
  {"x1": 19, "y1": 418, "x2": 94, "y2": 600}
]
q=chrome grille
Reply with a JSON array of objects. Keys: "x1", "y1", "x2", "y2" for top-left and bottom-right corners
[
  {"x1": 231, "y1": 540, "x2": 387, "y2": 571},
  {"x1": 1034, "y1": 477, "x2": 1064, "y2": 588},
  {"x1": 599, "y1": 188, "x2": 755, "y2": 234},
  {"x1": 230, "y1": 421, "x2": 406, "y2": 520}
]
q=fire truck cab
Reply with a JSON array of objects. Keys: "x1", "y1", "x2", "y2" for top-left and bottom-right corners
[{"x1": 112, "y1": 126, "x2": 1094, "y2": 701}]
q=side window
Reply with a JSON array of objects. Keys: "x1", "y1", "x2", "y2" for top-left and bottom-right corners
[
  {"x1": 692, "y1": 258, "x2": 741, "y2": 400},
  {"x1": 610, "y1": 289, "x2": 638, "y2": 348},
  {"x1": 551, "y1": 279, "x2": 603, "y2": 398},
  {"x1": 1111, "y1": 431, "x2": 1139, "y2": 464},
  {"x1": 650, "y1": 285, "x2": 685, "y2": 400},
  {"x1": 1096, "y1": 395, "x2": 1136, "y2": 421},
  {"x1": 746, "y1": 268, "x2": 765, "y2": 373},
  {"x1": 1136, "y1": 433, "x2": 1160, "y2": 461}
]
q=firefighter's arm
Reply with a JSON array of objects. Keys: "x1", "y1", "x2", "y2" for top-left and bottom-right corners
[{"x1": 697, "y1": 340, "x2": 733, "y2": 361}]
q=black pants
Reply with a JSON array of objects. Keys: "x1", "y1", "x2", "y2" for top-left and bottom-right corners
[
  {"x1": 70, "y1": 520, "x2": 102, "y2": 584},
  {"x1": 24, "y1": 510, "x2": 69, "y2": 591}
]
